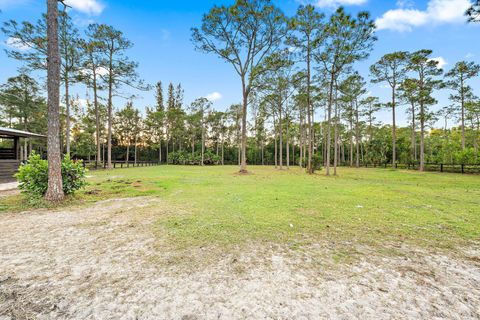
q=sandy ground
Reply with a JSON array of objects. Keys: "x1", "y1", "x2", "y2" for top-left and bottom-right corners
[
  {"x1": 0, "y1": 182, "x2": 18, "y2": 198},
  {"x1": 0, "y1": 197, "x2": 479, "y2": 320}
]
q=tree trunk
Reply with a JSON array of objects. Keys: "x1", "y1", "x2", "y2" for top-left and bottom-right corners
[
  {"x1": 65, "y1": 76, "x2": 70, "y2": 155},
  {"x1": 349, "y1": 116, "x2": 353, "y2": 167},
  {"x1": 392, "y1": 85, "x2": 397, "y2": 168},
  {"x1": 201, "y1": 118, "x2": 205, "y2": 166},
  {"x1": 411, "y1": 102, "x2": 416, "y2": 163},
  {"x1": 45, "y1": 0, "x2": 64, "y2": 201},
  {"x1": 355, "y1": 100, "x2": 360, "y2": 168},
  {"x1": 286, "y1": 122, "x2": 290, "y2": 169},
  {"x1": 125, "y1": 144, "x2": 129, "y2": 165},
  {"x1": 306, "y1": 36, "x2": 313, "y2": 174},
  {"x1": 240, "y1": 78, "x2": 248, "y2": 173},
  {"x1": 159, "y1": 138, "x2": 162, "y2": 164},
  {"x1": 107, "y1": 51, "x2": 113, "y2": 169},
  {"x1": 93, "y1": 68, "x2": 101, "y2": 167},
  {"x1": 166, "y1": 134, "x2": 169, "y2": 165},
  {"x1": 279, "y1": 101, "x2": 283, "y2": 170},
  {"x1": 333, "y1": 84, "x2": 339, "y2": 176},
  {"x1": 326, "y1": 73, "x2": 335, "y2": 176},
  {"x1": 461, "y1": 77, "x2": 466, "y2": 150},
  {"x1": 420, "y1": 102, "x2": 425, "y2": 172}
]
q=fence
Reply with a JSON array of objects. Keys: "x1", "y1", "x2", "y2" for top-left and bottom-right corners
[
  {"x1": 357, "y1": 162, "x2": 480, "y2": 174},
  {"x1": 81, "y1": 160, "x2": 160, "y2": 170}
]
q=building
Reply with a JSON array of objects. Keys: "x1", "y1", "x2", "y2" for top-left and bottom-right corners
[{"x1": 0, "y1": 127, "x2": 46, "y2": 181}]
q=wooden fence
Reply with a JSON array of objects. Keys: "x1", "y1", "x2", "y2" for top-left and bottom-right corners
[
  {"x1": 355, "y1": 162, "x2": 480, "y2": 174},
  {"x1": 81, "y1": 160, "x2": 160, "y2": 170}
]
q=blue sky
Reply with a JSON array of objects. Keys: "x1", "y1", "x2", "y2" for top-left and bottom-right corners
[{"x1": 0, "y1": 0, "x2": 479, "y2": 126}]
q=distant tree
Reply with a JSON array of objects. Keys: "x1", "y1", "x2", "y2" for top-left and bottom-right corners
[
  {"x1": 445, "y1": 61, "x2": 480, "y2": 150},
  {"x1": 399, "y1": 78, "x2": 421, "y2": 162},
  {"x1": 114, "y1": 101, "x2": 141, "y2": 164},
  {"x1": 407, "y1": 50, "x2": 443, "y2": 171},
  {"x1": 192, "y1": 0, "x2": 288, "y2": 173},
  {"x1": 314, "y1": 7, "x2": 376, "y2": 176},
  {"x1": 339, "y1": 72, "x2": 366, "y2": 168},
  {"x1": 0, "y1": 72, "x2": 47, "y2": 157},
  {"x1": 80, "y1": 29, "x2": 105, "y2": 167},
  {"x1": 145, "y1": 81, "x2": 166, "y2": 163},
  {"x1": 289, "y1": 4, "x2": 324, "y2": 174},
  {"x1": 88, "y1": 23, "x2": 145, "y2": 169},
  {"x1": 370, "y1": 51, "x2": 409, "y2": 168},
  {"x1": 360, "y1": 96, "x2": 381, "y2": 162},
  {"x1": 466, "y1": 0, "x2": 480, "y2": 23},
  {"x1": 2, "y1": 10, "x2": 81, "y2": 156},
  {"x1": 190, "y1": 97, "x2": 212, "y2": 165}
]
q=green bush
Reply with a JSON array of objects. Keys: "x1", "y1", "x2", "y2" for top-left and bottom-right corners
[
  {"x1": 167, "y1": 150, "x2": 221, "y2": 165},
  {"x1": 312, "y1": 154, "x2": 323, "y2": 172},
  {"x1": 16, "y1": 153, "x2": 87, "y2": 198},
  {"x1": 455, "y1": 148, "x2": 477, "y2": 164}
]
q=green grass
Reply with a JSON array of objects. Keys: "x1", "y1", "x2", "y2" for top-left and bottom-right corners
[{"x1": 2, "y1": 166, "x2": 479, "y2": 250}]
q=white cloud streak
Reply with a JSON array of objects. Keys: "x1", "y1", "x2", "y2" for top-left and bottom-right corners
[
  {"x1": 5, "y1": 37, "x2": 31, "y2": 51},
  {"x1": 430, "y1": 56, "x2": 447, "y2": 69},
  {"x1": 376, "y1": 0, "x2": 472, "y2": 32},
  {"x1": 301, "y1": 0, "x2": 367, "y2": 8},
  {"x1": 64, "y1": 0, "x2": 104, "y2": 15},
  {"x1": 205, "y1": 92, "x2": 222, "y2": 102}
]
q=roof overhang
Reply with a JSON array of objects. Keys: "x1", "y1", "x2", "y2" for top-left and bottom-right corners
[{"x1": 0, "y1": 127, "x2": 46, "y2": 139}]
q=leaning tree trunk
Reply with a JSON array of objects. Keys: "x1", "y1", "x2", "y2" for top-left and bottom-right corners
[{"x1": 45, "y1": 0, "x2": 64, "y2": 201}]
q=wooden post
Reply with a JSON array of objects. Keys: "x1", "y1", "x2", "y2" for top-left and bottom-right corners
[{"x1": 14, "y1": 137, "x2": 19, "y2": 160}]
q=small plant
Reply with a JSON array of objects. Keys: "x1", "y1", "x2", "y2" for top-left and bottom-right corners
[
  {"x1": 312, "y1": 154, "x2": 323, "y2": 172},
  {"x1": 16, "y1": 153, "x2": 87, "y2": 198}
]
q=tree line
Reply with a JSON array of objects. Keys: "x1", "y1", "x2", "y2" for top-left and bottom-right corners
[{"x1": 1, "y1": 0, "x2": 479, "y2": 188}]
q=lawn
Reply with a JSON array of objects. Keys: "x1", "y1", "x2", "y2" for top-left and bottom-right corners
[{"x1": 3, "y1": 165, "x2": 478, "y2": 251}]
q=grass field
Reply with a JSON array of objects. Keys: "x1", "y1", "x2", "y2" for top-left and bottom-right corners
[{"x1": 2, "y1": 165, "x2": 478, "y2": 251}]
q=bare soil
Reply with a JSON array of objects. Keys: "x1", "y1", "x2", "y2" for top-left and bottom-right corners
[{"x1": 0, "y1": 197, "x2": 479, "y2": 319}]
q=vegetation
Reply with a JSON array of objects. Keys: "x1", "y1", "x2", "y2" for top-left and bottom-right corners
[
  {"x1": 16, "y1": 153, "x2": 87, "y2": 198},
  {"x1": 3, "y1": 166, "x2": 478, "y2": 250},
  {"x1": 1, "y1": 1, "x2": 480, "y2": 202}
]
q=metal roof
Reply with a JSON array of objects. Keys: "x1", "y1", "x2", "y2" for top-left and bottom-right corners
[{"x1": 0, "y1": 127, "x2": 46, "y2": 138}]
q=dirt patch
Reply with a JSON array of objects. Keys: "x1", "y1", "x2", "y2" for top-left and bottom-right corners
[{"x1": 0, "y1": 198, "x2": 479, "y2": 319}]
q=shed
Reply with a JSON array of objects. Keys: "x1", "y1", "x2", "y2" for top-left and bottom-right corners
[{"x1": 0, "y1": 127, "x2": 46, "y2": 181}]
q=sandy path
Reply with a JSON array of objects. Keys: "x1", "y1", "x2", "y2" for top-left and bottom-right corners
[{"x1": 0, "y1": 197, "x2": 479, "y2": 319}]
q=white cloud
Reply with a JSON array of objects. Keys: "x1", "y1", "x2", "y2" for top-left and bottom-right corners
[
  {"x1": 96, "y1": 67, "x2": 109, "y2": 76},
  {"x1": 64, "y1": 0, "x2": 104, "y2": 15},
  {"x1": 205, "y1": 92, "x2": 222, "y2": 102},
  {"x1": 303, "y1": 0, "x2": 367, "y2": 8},
  {"x1": 72, "y1": 98, "x2": 88, "y2": 110},
  {"x1": 376, "y1": 0, "x2": 471, "y2": 32},
  {"x1": 429, "y1": 56, "x2": 447, "y2": 69},
  {"x1": 5, "y1": 37, "x2": 31, "y2": 51}
]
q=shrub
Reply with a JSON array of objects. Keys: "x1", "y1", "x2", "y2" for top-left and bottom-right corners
[
  {"x1": 312, "y1": 154, "x2": 323, "y2": 172},
  {"x1": 455, "y1": 148, "x2": 477, "y2": 164},
  {"x1": 16, "y1": 153, "x2": 87, "y2": 198},
  {"x1": 167, "y1": 150, "x2": 221, "y2": 165}
]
